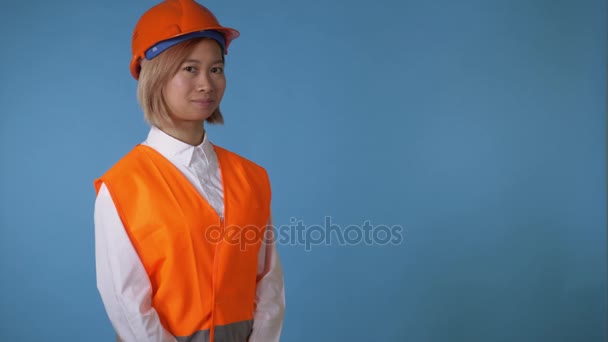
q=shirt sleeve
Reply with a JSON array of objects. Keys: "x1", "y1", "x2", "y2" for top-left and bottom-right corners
[
  {"x1": 248, "y1": 214, "x2": 286, "y2": 342},
  {"x1": 94, "y1": 182, "x2": 177, "y2": 342}
]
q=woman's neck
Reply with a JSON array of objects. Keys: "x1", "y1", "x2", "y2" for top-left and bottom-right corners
[{"x1": 158, "y1": 122, "x2": 206, "y2": 146}]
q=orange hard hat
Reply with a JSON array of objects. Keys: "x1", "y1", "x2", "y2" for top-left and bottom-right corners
[{"x1": 130, "y1": 0, "x2": 240, "y2": 80}]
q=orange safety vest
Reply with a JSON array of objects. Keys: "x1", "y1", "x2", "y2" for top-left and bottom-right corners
[{"x1": 94, "y1": 144, "x2": 271, "y2": 342}]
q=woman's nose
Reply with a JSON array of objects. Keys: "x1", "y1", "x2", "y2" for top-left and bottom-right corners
[{"x1": 196, "y1": 73, "x2": 214, "y2": 92}]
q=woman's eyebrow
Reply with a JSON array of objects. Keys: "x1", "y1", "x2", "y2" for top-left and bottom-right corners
[{"x1": 182, "y1": 59, "x2": 224, "y2": 65}]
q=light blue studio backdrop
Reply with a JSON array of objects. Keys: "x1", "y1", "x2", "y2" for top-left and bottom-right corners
[{"x1": 0, "y1": 0, "x2": 605, "y2": 341}]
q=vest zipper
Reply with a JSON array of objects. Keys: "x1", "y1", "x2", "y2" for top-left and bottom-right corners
[{"x1": 210, "y1": 216, "x2": 224, "y2": 342}]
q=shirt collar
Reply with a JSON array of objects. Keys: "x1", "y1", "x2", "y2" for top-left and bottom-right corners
[{"x1": 143, "y1": 126, "x2": 215, "y2": 167}]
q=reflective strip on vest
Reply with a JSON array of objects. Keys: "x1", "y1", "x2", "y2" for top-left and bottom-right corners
[{"x1": 175, "y1": 320, "x2": 253, "y2": 342}]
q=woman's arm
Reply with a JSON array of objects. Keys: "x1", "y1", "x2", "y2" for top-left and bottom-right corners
[
  {"x1": 248, "y1": 214, "x2": 286, "y2": 342},
  {"x1": 94, "y1": 183, "x2": 177, "y2": 342}
]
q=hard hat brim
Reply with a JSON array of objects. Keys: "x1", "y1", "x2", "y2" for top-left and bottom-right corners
[{"x1": 130, "y1": 26, "x2": 240, "y2": 80}]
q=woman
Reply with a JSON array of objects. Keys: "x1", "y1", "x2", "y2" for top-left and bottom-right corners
[{"x1": 93, "y1": 1, "x2": 285, "y2": 341}]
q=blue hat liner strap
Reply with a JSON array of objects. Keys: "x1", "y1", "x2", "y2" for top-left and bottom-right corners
[{"x1": 145, "y1": 30, "x2": 226, "y2": 60}]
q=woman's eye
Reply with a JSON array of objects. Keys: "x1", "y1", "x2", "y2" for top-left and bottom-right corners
[
  {"x1": 211, "y1": 67, "x2": 224, "y2": 74},
  {"x1": 184, "y1": 66, "x2": 197, "y2": 73}
]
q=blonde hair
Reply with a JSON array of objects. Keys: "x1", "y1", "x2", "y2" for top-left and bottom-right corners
[{"x1": 137, "y1": 38, "x2": 224, "y2": 127}]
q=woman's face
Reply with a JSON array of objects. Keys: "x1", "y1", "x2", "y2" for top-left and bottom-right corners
[{"x1": 164, "y1": 39, "x2": 226, "y2": 124}]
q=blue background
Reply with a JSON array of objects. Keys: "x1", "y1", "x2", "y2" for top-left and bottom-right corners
[{"x1": 0, "y1": 0, "x2": 606, "y2": 341}]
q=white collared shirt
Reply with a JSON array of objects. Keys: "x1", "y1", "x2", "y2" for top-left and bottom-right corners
[{"x1": 94, "y1": 127, "x2": 285, "y2": 342}]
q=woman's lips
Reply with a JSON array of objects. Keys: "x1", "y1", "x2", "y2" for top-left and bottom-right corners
[{"x1": 192, "y1": 99, "x2": 214, "y2": 108}]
